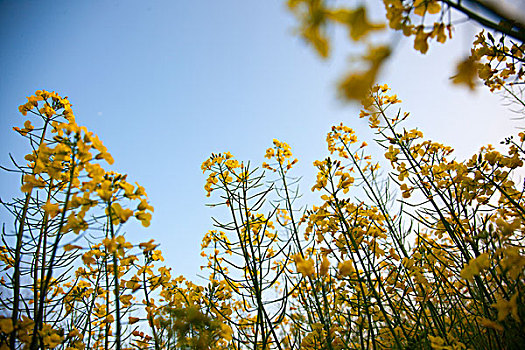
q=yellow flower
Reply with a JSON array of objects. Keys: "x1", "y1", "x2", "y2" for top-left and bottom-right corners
[
  {"x1": 319, "y1": 255, "x2": 330, "y2": 276},
  {"x1": 428, "y1": 335, "x2": 446, "y2": 348},
  {"x1": 293, "y1": 253, "x2": 315, "y2": 277},
  {"x1": 478, "y1": 317, "x2": 504, "y2": 332},
  {"x1": 21, "y1": 174, "x2": 46, "y2": 193},
  {"x1": 137, "y1": 199, "x2": 154, "y2": 212},
  {"x1": 126, "y1": 277, "x2": 141, "y2": 292},
  {"x1": 120, "y1": 294, "x2": 133, "y2": 307},
  {"x1": 139, "y1": 239, "x2": 158, "y2": 252},
  {"x1": 431, "y1": 23, "x2": 447, "y2": 44},
  {"x1": 452, "y1": 56, "x2": 480, "y2": 90},
  {"x1": 42, "y1": 201, "x2": 61, "y2": 218},
  {"x1": 151, "y1": 249, "x2": 164, "y2": 261},
  {"x1": 492, "y1": 292, "x2": 520, "y2": 322},
  {"x1": 385, "y1": 145, "x2": 400, "y2": 163},
  {"x1": 13, "y1": 120, "x2": 35, "y2": 136},
  {"x1": 265, "y1": 148, "x2": 275, "y2": 159},
  {"x1": 128, "y1": 316, "x2": 140, "y2": 325},
  {"x1": 96, "y1": 180, "x2": 114, "y2": 202},
  {"x1": 95, "y1": 151, "x2": 114, "y2": 165},
  {"x1": 63, "y1": 244, "x2": 83, "y2": 252},
  {"x1": 413, "y1": 0, "x2": 441, "y2": 16},
  {"x1": 328, "y1": 7, "x2": 384, "y2": 41},
  {"x1": 414, "y1": 26, "x2": 430, "y2": 54},
  {"x1": 338, "y1": 260, "x2": 355, "y2": 277},
  {"x1": 135, "y1": 211, "x2": 152, "y2": 227},
  {"x1": 460, "y1": 253, "x2": 490, "y2": 281},
  {"x1": 107, "y1": 202, "x2": 134, "y2": 223},
  {"x1": 220, "y1": 323, "x2": 233, "y2": 341},
  {"x1": 0, "y1": 317, "x2": 13, "y2": 334},
  {"x1": 102, "y1": 237, "x2": 117, "y2": 253},
  {"x1": 400, "y1": 183, "x2": 413, "y2": 198},
  {"x1": 338, "y1": 69, "x2": 376, "y2": 101},
  {"x1": 46, "y1": 333, "x2": 63, "y2": 348}
]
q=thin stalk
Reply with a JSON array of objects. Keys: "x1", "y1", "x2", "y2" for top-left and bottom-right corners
[
  {"x1": 107, "y1": 204, "x2": 121, "y2": 350},
  {"x1": 11, "y1": 117, "x2": 50, "y2": 349}
]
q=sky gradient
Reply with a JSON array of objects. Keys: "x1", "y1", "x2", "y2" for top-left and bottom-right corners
[{"x1": 0, "y1": 0, "x2": 520, "y2": 279}]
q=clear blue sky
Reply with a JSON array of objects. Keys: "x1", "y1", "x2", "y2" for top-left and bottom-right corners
[{"x1": 0, "y1": 0, "x2": 519, "y2": 279}]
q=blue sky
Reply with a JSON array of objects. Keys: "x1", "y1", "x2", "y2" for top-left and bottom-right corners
[{"x1": 0, "y1": 0, "x2": 520, "y2": 279}]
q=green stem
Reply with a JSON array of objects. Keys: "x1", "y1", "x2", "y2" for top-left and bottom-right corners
[
  {"x1": 11, "y1": 116, "x2": 49, "y2": 349},
  {"x1": 107, "y1": 203, "x2": 121, "y2": 350}
]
